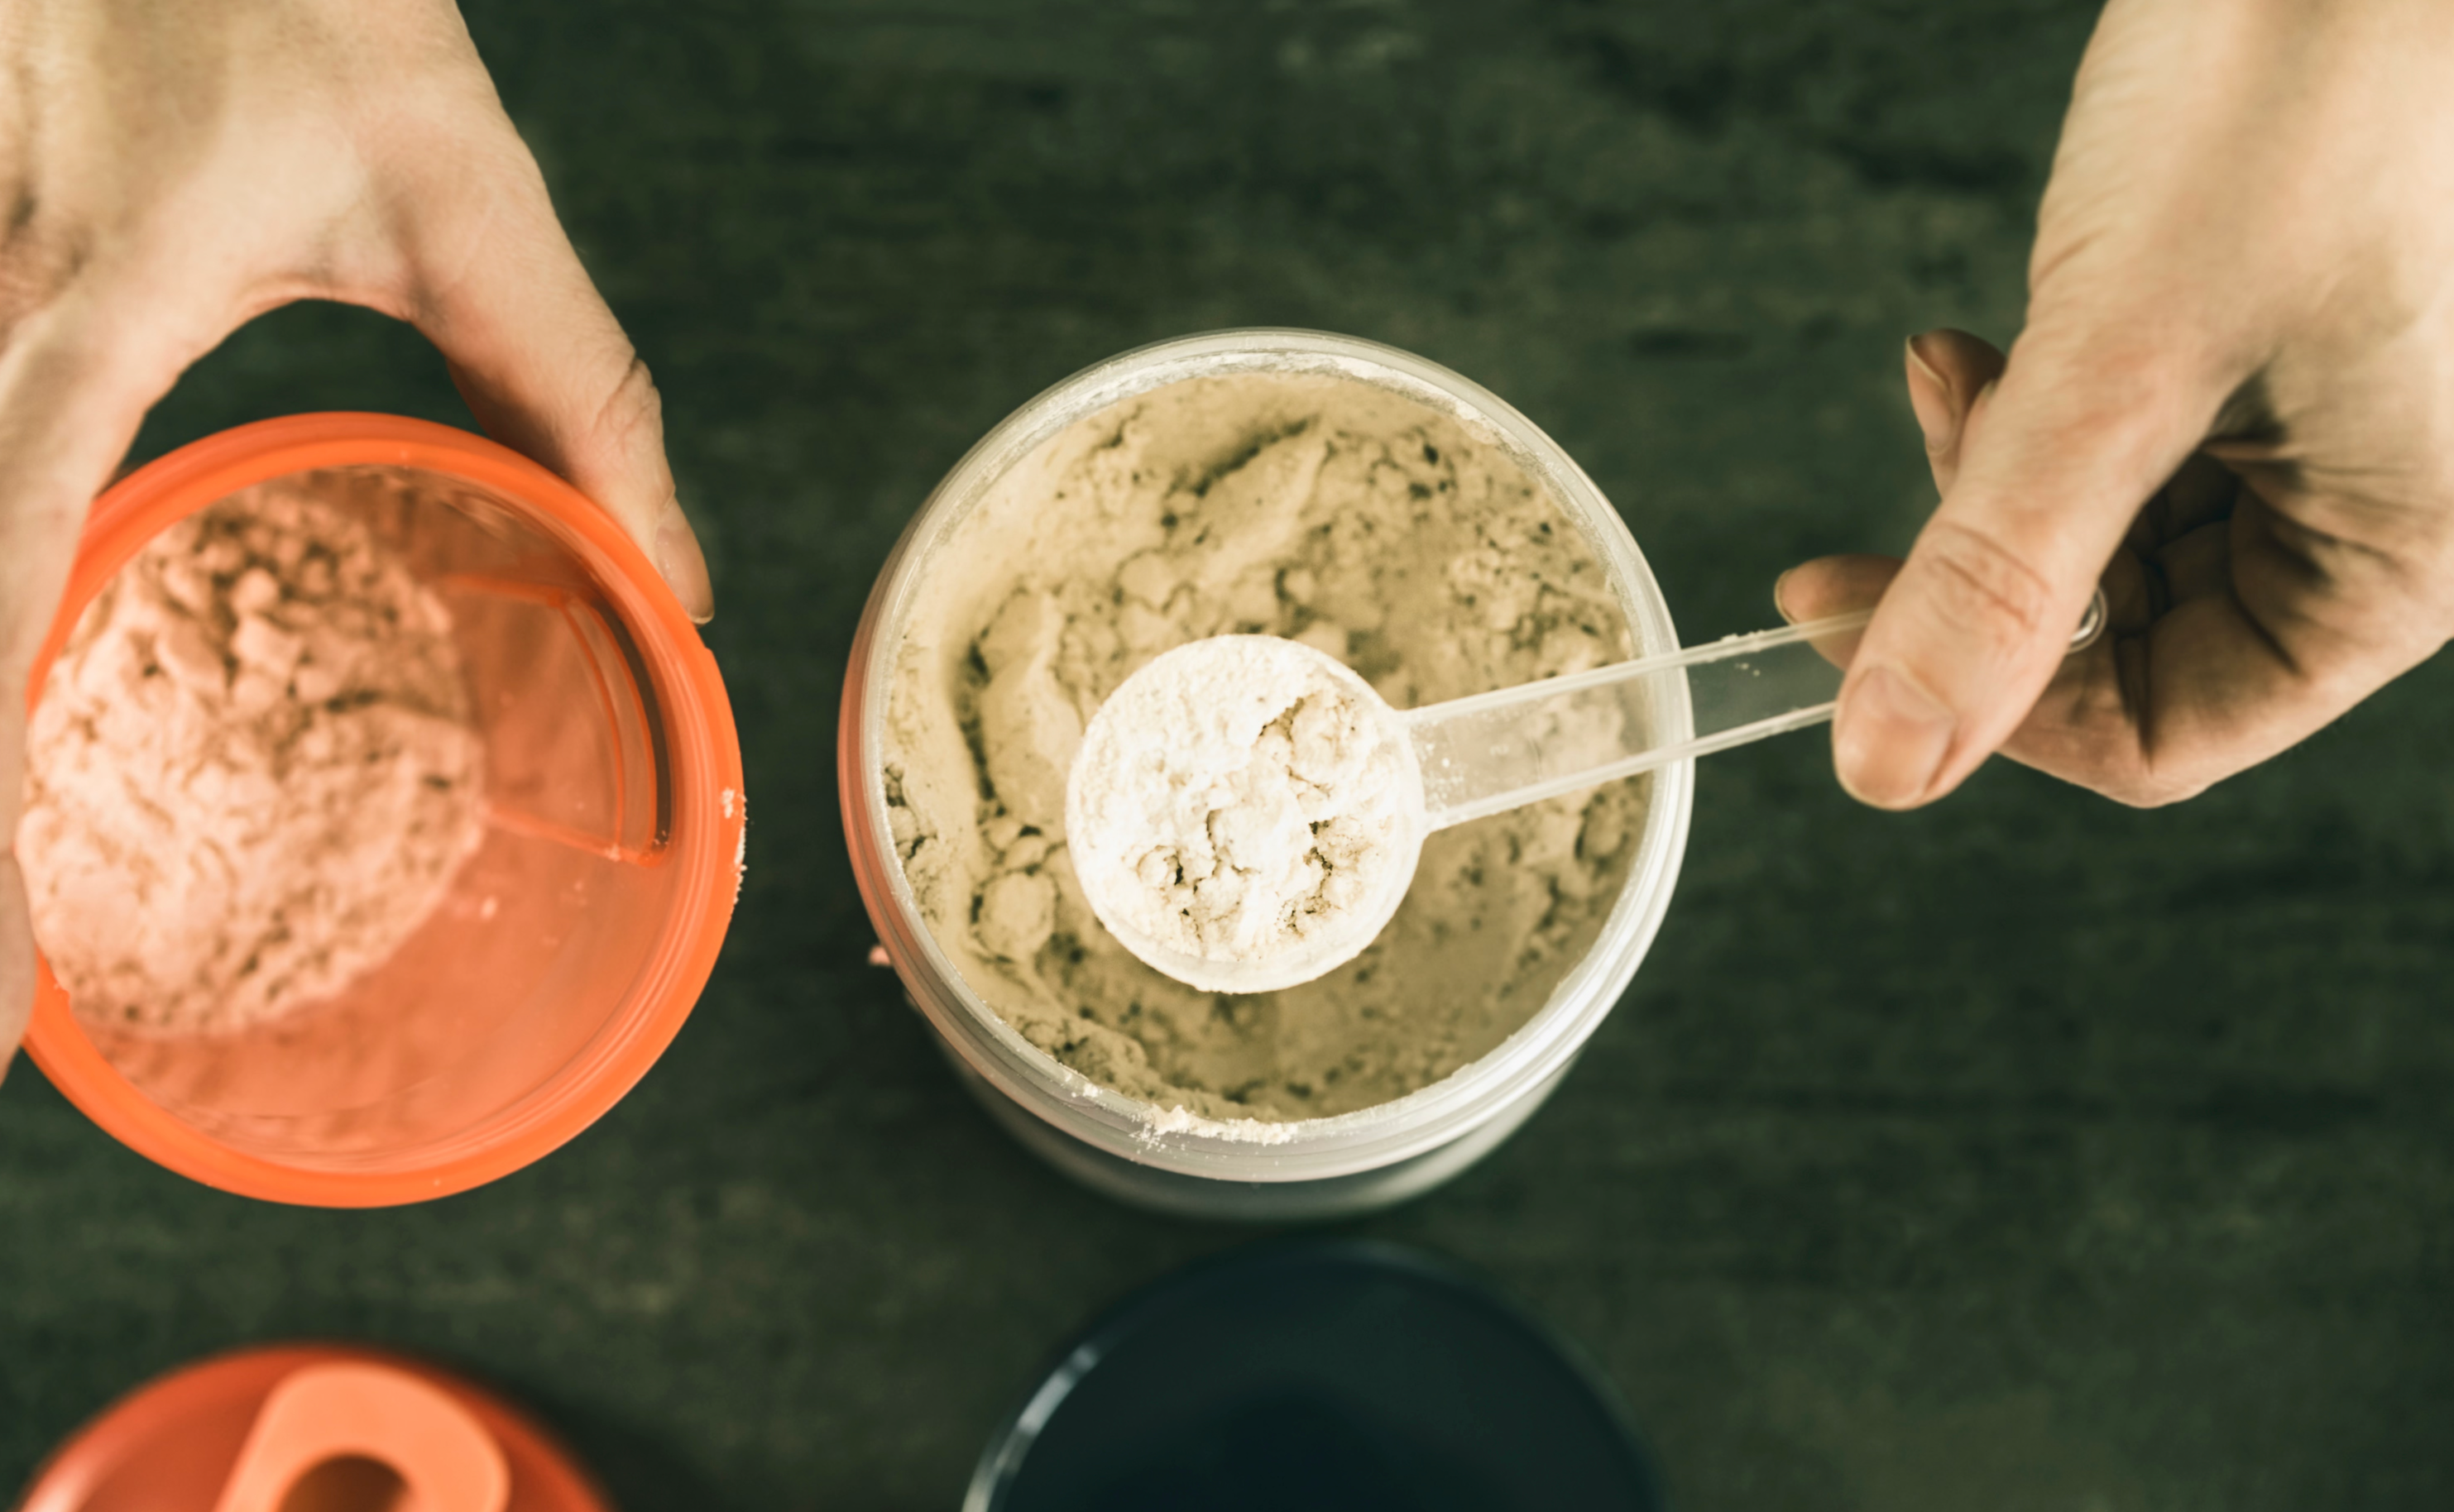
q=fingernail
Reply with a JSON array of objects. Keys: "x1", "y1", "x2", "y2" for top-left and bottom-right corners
[
  {"x1": 1833, "y1": 663, "x2": 1955, "y2": 809},
  {"x1": 654, "y1": 501, "x2": 715, "y2": 624},
  {"x1": 1905, "y1": 332, "x2": 1945, "y2": 386},
  {"x1": 1904, "y1": 335, "x2": 1954, "y2": 455},
  {"x1": 1773, "y1": 567, "x2": 1800, "y2": 624}
]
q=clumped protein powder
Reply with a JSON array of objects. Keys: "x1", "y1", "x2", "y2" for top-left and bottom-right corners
[
  {"x1": 884, "y1": 371, "x2": 1646, "y2": 1125},
  {"x1": 1068, "y1": 634, "x2": 1411, "y2": 969},
  {"x1": 18, "y1": 482, "x2": 486, "y2": 1036}
]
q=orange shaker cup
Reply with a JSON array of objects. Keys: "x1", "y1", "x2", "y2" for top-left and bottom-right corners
[{"x1": 17, "y1": 415, "x2": 746, "y2": 1206}]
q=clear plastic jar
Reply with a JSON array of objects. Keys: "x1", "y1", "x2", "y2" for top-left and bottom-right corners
[{"x1": 839, "y1": 331, "x2": 1692, "y2": 1220}]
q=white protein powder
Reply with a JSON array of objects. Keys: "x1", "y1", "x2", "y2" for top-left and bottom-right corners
[{"x1": 1068, "y1": 635, "x2": 1410, "y2": 965}]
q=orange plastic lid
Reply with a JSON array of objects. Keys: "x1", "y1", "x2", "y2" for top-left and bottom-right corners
[
  {"x1": 19, "y1": 414, "x2": 747, "y2": 1206},
  {"x1": 11, "y1": 1344, "x2": 612, "y2": 1512}
]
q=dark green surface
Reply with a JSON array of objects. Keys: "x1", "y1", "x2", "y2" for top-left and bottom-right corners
[{"x1": 8, "y1": 2, "x2": 2453, "y2": 1506}]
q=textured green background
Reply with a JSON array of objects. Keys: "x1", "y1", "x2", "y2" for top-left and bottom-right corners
[{"x1": 8, "y1": 2, "x2": 2452, "y2": 1506}]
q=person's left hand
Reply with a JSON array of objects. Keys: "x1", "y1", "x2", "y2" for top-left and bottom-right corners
[{"x1": 0, "y1": 0, "x2": 712, "y2": 1082}]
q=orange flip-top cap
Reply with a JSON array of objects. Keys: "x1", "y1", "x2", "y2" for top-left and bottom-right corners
[
  {"x1": 12, "y1": 1344, "x2": 611, "y2": 1512},
  {"x1": 210, "y1": 1362, "x2": 507, "y2": 1512}
]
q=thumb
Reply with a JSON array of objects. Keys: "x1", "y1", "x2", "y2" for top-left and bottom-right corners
[
  {"x1": 1834, "y1": 327, "x2": 2221, "y2": 807},
  {"x1": 401, "y1": 147, "x2": 713, "y2": 623}
]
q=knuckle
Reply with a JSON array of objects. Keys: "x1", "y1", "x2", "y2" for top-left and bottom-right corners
[
  {"x1": 0, "y1": 213, "x2": 91, "y2": 331},
  {"x1": 588, "y1": 354, "x2": 665, "y2": 452},
  {"x1": 2079, "y1": 728, "x2": 2217, "y2": 808},
  {"x1": 1913, "y1": 519, "x2": 2059, "y2": 648},
  {"x1": 2100, "y1": 769, "x2": 2207, "y2": 810}
]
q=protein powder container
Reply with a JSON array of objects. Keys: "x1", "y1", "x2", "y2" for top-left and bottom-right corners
[{"x1": 841, "y1": 331, "x2": 1693, "y2": 1219}]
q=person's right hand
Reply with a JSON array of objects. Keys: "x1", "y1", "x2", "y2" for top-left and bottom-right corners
[
  {"x1": 1776, "y1": 0, "x2": 2454, "y2": 809},
  {"x1": 0, "y1": 0, "x2": 713, "y2": 1081}
]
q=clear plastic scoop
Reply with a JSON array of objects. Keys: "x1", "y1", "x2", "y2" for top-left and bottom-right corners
[{"x1": 1071, "y1": 590, "x2": 2107, "y2": 994}]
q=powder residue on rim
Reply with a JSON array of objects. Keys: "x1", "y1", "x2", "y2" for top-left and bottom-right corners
[
  {"x1": 883, "y1": 371, "x2": 1646, "y2": 1124},
  {"x1": 17, "y1": 481, "x2": 487, "y2": 1036},
  {"x1": 1068, "y1": 636, "x2": 1410, "y2": 966}
]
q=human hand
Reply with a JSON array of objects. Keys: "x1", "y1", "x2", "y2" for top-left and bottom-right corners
[
  {"x1": 0, "y1": 0, "x2": 712, "y2": 1079},
  {"x1": 1778, "y1": 0, "x2": 2454, "y2": 810}
]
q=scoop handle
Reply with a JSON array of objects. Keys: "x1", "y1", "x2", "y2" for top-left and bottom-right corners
[{"x1": 1402, "y1": 590, "x2": 2107, "y2": 830}]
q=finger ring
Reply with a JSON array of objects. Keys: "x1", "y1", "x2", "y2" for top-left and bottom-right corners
[{"x1": 2069, "y1": 586, "x2": 2109, "y2": 652}]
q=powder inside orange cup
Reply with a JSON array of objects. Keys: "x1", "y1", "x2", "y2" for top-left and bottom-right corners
[{"x1": 17, "y1": 481, "x2": 484, "y2": 1036}]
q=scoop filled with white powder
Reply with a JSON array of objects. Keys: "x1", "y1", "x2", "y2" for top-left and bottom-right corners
[
  {"x1": 1073, "y1": 598, "x2": 1968, "y2": 993},
  {"x1": 1066, "y1": 634, "x2": 1421, "y2": 993}
]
